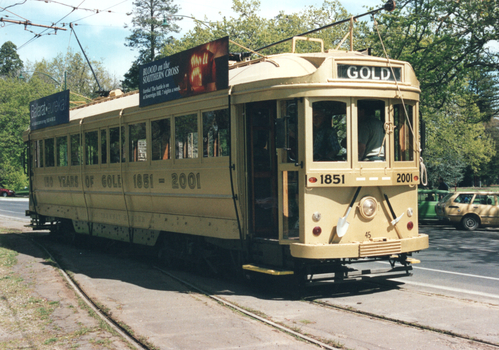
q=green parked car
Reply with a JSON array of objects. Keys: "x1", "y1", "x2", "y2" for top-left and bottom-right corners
[{"x1": 418, "y1": 189, "x2": 449, "y2": 222}]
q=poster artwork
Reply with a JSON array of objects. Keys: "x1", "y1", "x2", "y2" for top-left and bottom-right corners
[{"x1": 139, "y1": 36, "x2": 229, "y2": 108}]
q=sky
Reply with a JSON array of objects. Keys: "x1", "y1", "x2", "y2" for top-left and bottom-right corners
[{"x1": 0, "y1": 0, "x2": 384, "y2": 82}]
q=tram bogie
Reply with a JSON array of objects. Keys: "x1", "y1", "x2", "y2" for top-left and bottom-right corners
[{"x1": 24, "y1": 33, "x2": 428, "y2": 283}]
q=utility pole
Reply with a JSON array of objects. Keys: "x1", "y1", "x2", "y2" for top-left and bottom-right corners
[{"x1": 0, "y1": 18, "x2": 66, "y2": 31}]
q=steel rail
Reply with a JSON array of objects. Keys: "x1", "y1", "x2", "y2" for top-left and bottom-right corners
[{"x1": 27, "y1": 236, "x2": 149, "y2": 350}]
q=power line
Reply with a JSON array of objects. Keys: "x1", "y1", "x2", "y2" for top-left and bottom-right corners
[
  {"x1": 0, "y1": 1, "x2": 27, "y2": 13},
  {"x1": 0, "y1": 4, "x2": 29, "y2": 21},
  {"x1": 34, "y1": 0, "x2": 124, "y2": 16},
  {"x1": 5, "y1": 0, "x2": 129, "y2": 53},
  {"x1": 13, "y1": 1, "x2": 81, "y2": 51},
  {"x1": 70, "y1": 0, "x2": 129, "y2": 24}
]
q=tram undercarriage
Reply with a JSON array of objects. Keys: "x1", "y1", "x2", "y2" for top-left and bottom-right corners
[{"x1": 27, "y1": 214, "x2": 419, "y2": 285}]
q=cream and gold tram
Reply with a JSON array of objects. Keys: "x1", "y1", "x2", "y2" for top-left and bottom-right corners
[{"x1": 24, "y1": 39, "x2": 428, "y2": 283}]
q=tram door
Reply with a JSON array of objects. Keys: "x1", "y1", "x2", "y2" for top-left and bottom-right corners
[{"x1": 246, "y1": 101, "x2": 279, "y2": 239}]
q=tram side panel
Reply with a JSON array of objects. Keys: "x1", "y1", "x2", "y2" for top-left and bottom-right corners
[{"x1": 29, "y1": 155, "x2": 240, "y2": 244}]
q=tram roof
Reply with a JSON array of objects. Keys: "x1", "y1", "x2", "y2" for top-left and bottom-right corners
[
  {"x1": 228, "y1": 50, "x2": 417, "y2": 85},
  {"x1": 65, "y1": 50, "x2": 417, "y2": 122},
  {"x1": 229, "y1": 50, "x2": 366, "y2": 85}
]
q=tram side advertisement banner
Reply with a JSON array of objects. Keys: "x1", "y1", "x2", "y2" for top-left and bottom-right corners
[
  {"x1": 29, "y1": 90, "x2": 70, "y2": 130},
  {"x1": 139, "y1": 36, "x2": 229, "y2": 108}
]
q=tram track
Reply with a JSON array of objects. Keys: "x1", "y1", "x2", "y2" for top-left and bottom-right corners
[
  {"x1": 149, "y1": 263, "x2": 499, "y2": 350},
  {"x1": 306, "y1": 295, "x2": 499, "y2": 350},
  {"x1": 28, "y1": 235, "x2": 150, "y2": 350},
  {"x1": 29, "y1": 234, "x2": 337, "y2": 350},
  {"x1": 151, "y1": 265, "x2": 342, "y2": 350},
  {"x1": 160, "y1": 270, "x2": 499, "y2": 350},
  {"x1": 27, "y1": 233, "x2": 499, "y2": 350}
]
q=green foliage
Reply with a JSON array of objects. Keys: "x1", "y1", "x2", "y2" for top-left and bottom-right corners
[
  {"x1": 0, "y1": 41, "x2": 23, "y2": 77},
  {"x1": 0, "y1": 76, "x2": 55, "y2": 188},
  {"x1": 369, "y1": 0, "x2": 498, "y2": 110},
  {"x1": 0, "y1": 162, "x2": 29, "y2": 192},
  {"x1": 160, "y1": 0, "x2": 365, "y2": 57},
  {"x1": 123, "y1": 0, "x2": 182, "y2": 90},
  {"x1": 424, "y1": 92, "x2": 496, "y2": 184},
  {"x1": 0, "y1": 76, "x2": 55, "y2": 163},
  {"x1": 367, "y1": 0, "x2": 499, "y2": 183},
  {"x1": 480, "y1": 118, "x2": 499, "y2": 185},
  {"x1": 25, "y1": 50, "x2": 120, "y2": 98}
]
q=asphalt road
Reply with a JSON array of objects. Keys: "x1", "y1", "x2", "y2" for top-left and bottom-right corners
[
  {"x1": 0, "y1": 197, "x2": 29, "y2": 222},
  {"x1": 392, "y1": 223, "x2": 499, "y2": 304}
]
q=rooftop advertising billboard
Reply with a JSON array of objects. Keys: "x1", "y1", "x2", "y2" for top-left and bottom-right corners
[
  {"x1": 29, "y1": 90, "x2": 70, "y2": 130},
  {"x1": 139, "y1": 36, "x2": 229, "y2": 108}
]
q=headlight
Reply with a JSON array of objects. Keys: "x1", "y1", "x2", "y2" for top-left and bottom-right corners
[{"x1": 358, "y1": 196, "x2": 378, "y2": 219}]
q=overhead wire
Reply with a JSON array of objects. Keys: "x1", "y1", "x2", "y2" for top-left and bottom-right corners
[
  {"x1": 0, "y1": 4, "x2": 29, "y2": 20},
  {"x1": 0, "y1": 1, "x2": 27, "y2": 13},
  {"x1": 15, "y1": 0, "x2": 129, "y2": 52},
  {"x1": 69, "y1": 0, "x2": 129, "y2": 24},
  {"x1": 16, "y1": 3, "x2": 79, "y2": 50}
]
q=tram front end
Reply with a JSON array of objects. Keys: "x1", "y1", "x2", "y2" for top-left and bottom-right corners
[{"x1": 287, "y1": 96, "x2": 428, "y2": 283}]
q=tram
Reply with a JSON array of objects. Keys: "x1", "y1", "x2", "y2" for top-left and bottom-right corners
[{"x1": 24, "y1": 6, "x2": 428, "y2": 283}]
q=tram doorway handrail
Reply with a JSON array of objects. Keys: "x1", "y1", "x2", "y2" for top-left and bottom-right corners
[{"x1": 253, "y1": 0, "x2": 396, "y2": 53}]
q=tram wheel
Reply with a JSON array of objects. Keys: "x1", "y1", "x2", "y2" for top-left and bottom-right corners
[{"x1": 461, "y1": 215, "x2": 480, "y2": 231}]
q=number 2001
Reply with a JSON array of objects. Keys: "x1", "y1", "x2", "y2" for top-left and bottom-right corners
[{"x1": 397, "y1": 173, "x2": 414, "y2": 183}]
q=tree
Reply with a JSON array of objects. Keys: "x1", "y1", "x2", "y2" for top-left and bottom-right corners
[
  {"x1": 368, "y1": 0, "x2": 498, "y2": 113},
  {"x1": 26, "y1": 50, "x2": 120, "y2": 98},
  {"x1": 0, "y1": 41, "x2": 23, "y2": 77},
  {"x1": 365, "y1": 0, "x2": 499, "y2": 184},
  {"x1": 123, "y1": 0, "x2": 182, "y2": 90},
  {"x1": 423, "y1": 89, "x2": 496, "y2": 187},
  {"x1": 0, "y1": 76, "x2": 55, "y2": 189},
  {"x1": 480, "y1": 118, "x2": 499, "y2": 185},
  {"x1": 161, "y1": 0, "x2": 366, "y2": 57}
]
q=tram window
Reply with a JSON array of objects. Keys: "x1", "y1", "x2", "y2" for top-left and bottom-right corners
[
  {"x1": 313, "y1": 101, "x2": 347, "y2": 162},
  {"x1": 101, "y1": 129, "x2": 107, "y2": 164},
  {"x1": 394, "y1": 104, "x2": 414, "y2": 161},
  {"x1": 175, "y1": 114, "x2": 198, "y2": 159},
  {"x1": 129, "y1": 122, "x2": 147, "y2": 162},
  {"x1": 35, "y1": 140, "x2": 43, "y2": 168},
  {"x1": 152, "y1": 118, "x2": 171, "y2": 160},
  {"x1": 358, "y1": 99, "x2": 385, "y2": 161},
  {"x1": 280, "y1": 100, "x2": 298, "y2": 163},
  {"x1": 110, "y1": 127, "x2": 125, "y2": 163},
  {"x1": 70, "y1": 134, "x2": 81, "y2": 166},
  {"x1": 85, "y1": 131, "x2": 99, "y2": 165},
  {"x1": 203, "y1": 109, "x2": 229, "y2": 157},
  {"x1": 56, "y1": 136, "x2": 68, "y2": 167},
  {"x1": 45, "y1": 138, "x2": 55, "y2": 167}
]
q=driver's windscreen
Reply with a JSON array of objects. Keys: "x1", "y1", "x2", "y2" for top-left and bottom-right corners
[{"x1": 312, "y1": 101, "x2": 347, "y2": 162}]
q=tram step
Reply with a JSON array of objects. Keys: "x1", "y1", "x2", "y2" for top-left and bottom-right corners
[
  {"x1": 390, "y1": 255, "x2": 421, "y2": 264},
  {"x1": 406, "y1": 257, "x2": 421, "y2": 264},
  {"x1": 242, "y1": 264, "x2": 294, "y2": 276}
]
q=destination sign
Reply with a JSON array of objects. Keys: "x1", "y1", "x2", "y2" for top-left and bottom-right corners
[
  {"x1": 338, "y1": 64, "x2": 401, "y2": 82},
  {"x1": 30, "y1": 90, "x2": 70, "y2": 130},
  {"x1": 139, "y1": 36, "x2": 229, "y2": 108}
]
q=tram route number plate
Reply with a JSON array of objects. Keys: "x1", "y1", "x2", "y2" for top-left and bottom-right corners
[
  {"x1": 318, "y1": 174, "x2": 345, "y2": 185},
  {"x1": 396, "y1": 173, "x2": 416, "y2": 183}
]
